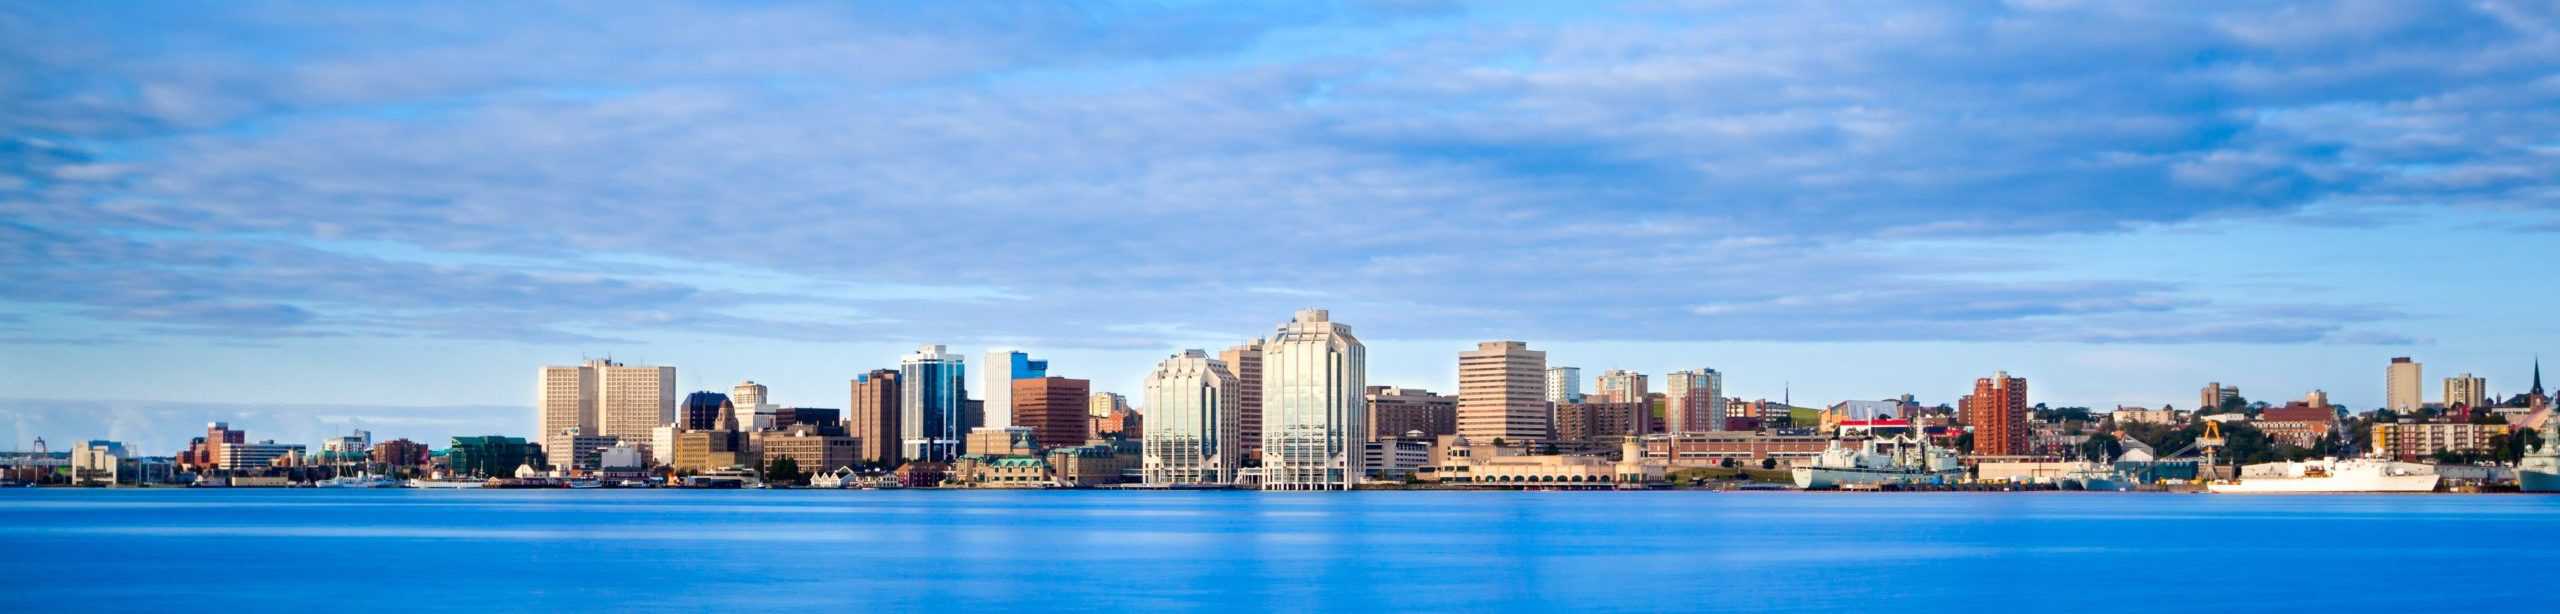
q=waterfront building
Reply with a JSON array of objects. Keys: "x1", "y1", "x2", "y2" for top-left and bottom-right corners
[
  {"x1": 1554, "y1": 401, "x2": 1650, "y2": 450},
  {"x1": 649, "y1": 424, "x2": 678, "y2": 465},
  {"x1": 553, "y1": 430, "x2": 621, "y2": 472},
  {"x1": 2256, "y1": 404, "x2": 2337, "y2": 448},
  {"x1": 899, "y1": 345, "x2": 968, "y2": 462},
  {"x1": 1092, "y1": 404, "x2": 1143, "y2": 440},
  {"x1": 1595, "y1": 369, "x2": 1648, "y2": 404},
  {"x1": 2445, "y1": 374, "x2": 2488, "y2": 409},
  {"x1": 1639, "y1": 431, "x2": 1830, "y2": 467},
  {"x1": 370, "y1": 439, "x2": 430, "y2": 469},
  {"x1": 848, "y1": 369, "x2": 901, "y2": 467},
  {"x1": 180, "y1": 422, "x2": 245, "y2": 473},
  {"x1": 966, "y1": 427, "x2": 1040, "y2": 457},
  {"x1": 599, "y1": 443, "x2": 647, "y2": 471},
  {"x1": 1012, "y1": 377, "x2": 1092, "y2": 449},
  {"x1": 2372, "y1": 420, "x2": 2508, "y2": 461},
  {"x1": 1458, "y1": 341, "x2": 1550, "y2": 445},
  {"x1": 1220, "y1": 339, "x2": 1266, "y2": 460},
  {"x1": 70, "y1": 440, "x2": 127, "y2": 485},
  {"x1": 1141, "y1": 350, "x2": 1241, "y2": 486},
  {"x1": 217, "y1": 441, "x2": 304, "y2": 472},
  {"x1": 981, "y1": 350, "x2": 1050, "y2": 429},
  {"x1": 2200, "y1": 382, "x2": 2241, "y2": 412},
  {"x1": 322, "y1": 430, "x2": 371, "y2": 459},
  {"x1": 892, "y1": 461, "x2": 948, "y2": 488},
  {"x1": 1967, "y1": 371, "x2": 2030, "y2": 457},
  {"x1": 672, "y1": 401, "x2": 754, "y2": 473},
  {"x1": 762, "y1": 424, "x2": 859, "y2": 475},
  {"x1": 538, "y1": 359, "x2": 675, "y2": 460},
  {"x1": 1049, "y1": 443, "x2": 1137, "y2": 487},
  {"x1": 1664, "y1": 368, "x2": 1725, "y2": 434},
  {"x1": 1546, "y1": 366, "x2": 1584, "y2": 404},
  {"x1": 678, "y1": 392, "x2": 730, "y2": 430},
  {"x1": 948, "y1": 455, "x2": 1053, "y2": 488},
  {"x1": 447, "y1": 436, "x2": 529, "y2": 478},
  {"x1": 538, "y1": 361, "x2": 599, "y2": 466},
  {"x1": 1422, "y1": 435, "x2": 1630, "y2": 488},
  {"x1": 1362, "y1": 434, "x2": 1433, "y2": 480},
  {"x1": 2387, "y1": 357, "x2": 2423, "y2": 412},
  {"x1": 1365, "y1": 386, "x2": 1458, "y2": 443},
  {"x1": 1261, "y1": 309, "x2": 1366, "y2": 491}
]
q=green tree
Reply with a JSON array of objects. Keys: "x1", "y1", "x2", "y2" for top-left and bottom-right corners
[
  {"x1": 1719, "y1": 457, "x2": 1738, "y2": 469},
  {"x1": 1759, "y1": 458, "x2": 1777, "y2": 470},
  {"x1": 765, "y1": 457, "x2": 804, "y2": 486},
  {"x1": 2077, "y1": 432, "x2": 2123, "y2": 461}
]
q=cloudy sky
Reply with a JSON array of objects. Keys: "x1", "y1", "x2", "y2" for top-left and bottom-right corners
[{"x1": 5, "y1": 1, "x2": 2558, "y2": 449}]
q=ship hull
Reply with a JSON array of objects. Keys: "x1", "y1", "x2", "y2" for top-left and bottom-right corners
[
  {"x1": 1792, "y1": 466, "x2": 1965, "y2": 489},
  {"x1": 2206, "y1": 474, "x2": 2438, "y2": 494},
  {"x1": 2521, "y1": 469, "x2": 2560, "y2": 493}
]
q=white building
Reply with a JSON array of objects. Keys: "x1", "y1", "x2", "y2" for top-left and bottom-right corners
[
  {"x1": 219, "y1": 442, "x2": 306, "y2": 471},
  {"x1": 1546, "y1": 366, "x2": 1583, "y2": 404},
  {"x1": 1665, "y1": 368, "x2": 1725, "y2": 433},
  {"x1": 71, "y1": 440, "x2": 127, "y2": 485},
  {"x1": 1141, "y1": 349, "x2": 1242, "y2": 487},
  {"x1": 1830, "y1": 400, "x2": 1901, "y2": 420},
  {"x1": 1595, "y1": 369, "x2": 1647, "y2": 403},
  {"x1": 1458, "y1": 341, "x2": 1549, "y2": 445},
  {"x1": 649, "y1": 424, "x2": 678, "y2": 465},
  {"x1": 900, "y1": 344, "x2": 968, "y2": 462},
  {"x1": 733, "y1": 380, "x2": 777, "y2": 430},
  {"x1": 1262, "y1": 309, "x2": 1366, "y2": 491}
]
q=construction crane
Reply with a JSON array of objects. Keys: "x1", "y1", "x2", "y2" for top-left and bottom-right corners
[{"x1": 2194, "y1": 421, "x2": 2226, "y2": 484}]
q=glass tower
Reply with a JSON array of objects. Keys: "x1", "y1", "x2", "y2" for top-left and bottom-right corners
[
  {"x1": 1261, "y1": 309, "x2": 1366, "y2": 491},
  {"x1": 1143, "y1": 349, "x2": 1241, "y2": 486},
  {"x1": 899, "y1": 345, "x2": 968, "y2": 462}
]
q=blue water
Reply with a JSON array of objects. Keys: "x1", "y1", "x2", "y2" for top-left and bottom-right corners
[{"x1": 4, "y1": 490, "x2": 2555, "y2": 612}]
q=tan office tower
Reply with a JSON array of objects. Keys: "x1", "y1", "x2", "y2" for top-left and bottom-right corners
[
  {"x1": 1595, "y1": 369, "x2": 1648, "y2": 403},
  {"x1": 2444, "y1": 374, "x2": 2487, "y2": 409},
  {"x1": 2200, "y1": 382, "x2": 2239, "y2": 412},
  {"x1": 536, "y1": 360, "x2": 602, "y2": 461},
  {"x1": 2386, "y1": 357, "x2": 2422, "y2": 412},
  {"x1": 1221, "y1": 338, "x2": 1266, "y2": 460},
  {"x1": 1458, "y1": 341, "x2": 1548, "y2": 445},
  {"x1": 732, "y1": 380, "x2": 768, "y2": 413},
  {"x1": 1262, "y1": 309, "x2": 1364, "y2": 491},
  {"x1": 1664, "y1": 368, "x2": 1724, "y2": 433},
  {"x1": 598, "y1": 362, "x2": 677, "y2": 441}
]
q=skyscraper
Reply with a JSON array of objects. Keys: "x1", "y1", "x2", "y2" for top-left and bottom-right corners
[
  {"x1": 1262, "y1": 309, "x2": 1365, "y2": 491},
  {"x1": 538, "y1": 359, "x2": 673, "y2": 460},
  {"x1": 2444, "y1": 373, "x2": 2487, "y2": 409},
  {"x1": 1595, "y1": 369, "x2": 1647, "y2": 404},
  {"x1": 1665, "y1": 368, "x2": 1725, "y2": 433},
  {"x1": 1967, "y1": 371, "x2": 2029, "y2": 456},
  {"x1": 1142, "y1": 350, "x2": 1241, "y2": 486},
  {"x1": 899, "y1": 345, "x2": 968, "y2": 462},
  {"x1": 731, "y1": 380, "x2": 768, "y2": 414},
  {"x1": 848, "y1": 369, "x2": 901, "y2": 467},
  {"x1": 1220, "y1": 339, "x2": 1266, "y2": 460},
  {"x1": 1458, "y1": 341, "x2": 1549, "y2": 445},
  {"x1": 1546, "y1": 366, "x2": 1583, "y2": 404},
  {"x1": 679, "y1": 391, "x2": 732, "y2": 430},
  {"x1": 1013, "y1": 376, "x2": 1092, "y2": 449},
  {"x1": 2386, "y1": 357, "x2": 2422, "y2": 412},
  {"x1": 981, "y1": 350, "x2": 1050, "y2": 429}
]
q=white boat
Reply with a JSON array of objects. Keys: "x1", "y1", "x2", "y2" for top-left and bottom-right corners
[
  {"x1": 2207, "y1": 458, "x2": 2439, "y2": 494},
  {"x1": 405, "y1": 478, "x2": 486, "y2": 489},
  {"x1": 1792, "y1": 431, "x2": 1964, "y2": 489},
  {"x1": 319, "y1": 475, "x2": 399, "y2": 488}
]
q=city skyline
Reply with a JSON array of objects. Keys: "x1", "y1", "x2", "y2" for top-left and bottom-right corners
[{"x1": 6, "y1": 2, "x2": 2560, "y2": 447}]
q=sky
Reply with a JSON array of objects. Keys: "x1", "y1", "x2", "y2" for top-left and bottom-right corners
[{"x1": 4, "y1": 1, "x2": 2558, "y2": 451}]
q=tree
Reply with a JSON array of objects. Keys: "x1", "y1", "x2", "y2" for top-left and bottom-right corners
[
  {"x1": 1954, "y1": 432, "x2": 1976, "y2": 454},
  {"x1": 2218, "y1": 396, "x2": 2250, "y2": 414},
  {"x1": 1719, "y1": 457, "x2": 1738, "y2": 469},
  {"x1": 765, "y1": 457, "x2": 805, "y2": 486},
  {"x1": 1759, "y1": 458, "x2": 1777, "y2": 470}
]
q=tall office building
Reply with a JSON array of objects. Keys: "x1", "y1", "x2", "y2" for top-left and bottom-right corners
[
  {"x1": 731, "y1": 380, "x2": 768, "y2": 413},
  {"x1": 1013, "y1": 376, "x2": 1092, "y2": 449},
  {"x1": 1457, "y1": 341, "x2": 1549, "y2": 445},
  {"x1": 1665, "y1": 368, "x2": 1725, "y2": 433},
  {"x1": 1595, "y1": 369, "x2": 1648, "y2": 403},
  {"x1": 2386, "y1": 357, "x2": 2422, "y2": 412},
  {"x1": 1262, "y1": 309, "x2": 1365, "y2": 491},
  {"x1": 1545, "y1": 366, "x2": 1583, "y2": 404},
  {"x1": 2444, "y1": 373, "x2": 2487, "y2": 409},
  {"x1": 2199, "y1": 382, "x2": 2240, "y2": 412},
  {"x1": 1221, "y1": 339, "x2": 1266, "y2": 460},
  {"x1": 1967, "y1": 371, "x2": 2029, "y2": 456},
  {"x1": 899, "y1": 345, "x2": 968, "y2": 462},
  {"x1": 1141, "y1": 350, "x2": 1241, "y2": 486},
  {"x1": 679, "y1": 391, "x2": 731, "y2": 431},
  {"x1": 848, "y1": 369, "x2": 901, "y2": 467},
  {"x1": 538, "y1": 359, "x2": 673, "y2": 459},
  {"x1": 981, "y1": 350, "x2": 1049, "y2": 429}
]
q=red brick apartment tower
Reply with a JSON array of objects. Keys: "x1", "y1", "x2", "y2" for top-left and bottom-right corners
[{"x1": 1967, "y1": 372, "x2": 2029, "y2": 456}]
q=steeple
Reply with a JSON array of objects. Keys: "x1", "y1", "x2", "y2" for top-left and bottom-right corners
[{"x1": 2533, "y1": 355, "x2": 2544, "y2": 397}]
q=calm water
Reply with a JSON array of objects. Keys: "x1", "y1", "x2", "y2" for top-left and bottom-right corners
[{"x1": 4, "y1": 489, "x2": 2555, "y2": 612}]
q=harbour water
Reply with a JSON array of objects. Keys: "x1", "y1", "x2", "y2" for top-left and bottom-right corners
[{"x1": 6, "y1": 489, "x2": 2556, "y2": 612}]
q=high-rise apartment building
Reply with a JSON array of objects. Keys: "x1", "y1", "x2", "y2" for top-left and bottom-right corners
[
  {"x1": 2199, "y1": 382, "x2": 2239, "y2": 412},
  {"x1": 899, "y1": 345, "x2": 968, "y2": 462},
  {"x1": 1013, "y1": 376, "x2": 1092, "y2": 449},
  {"x1": 1595, "y1": 369, "x2": 1648, "y2": 404},
  {"x1": 1221, "y1": 339, "x2": 1266, "y2": 460},
  {"x1": 981, "y1": 350, "x2": 1050, "y2": 429},
  {"x1": 1142, "y1": 350, "x2": 1241, "y2": 486},
  {"x1": 538, "y1": 359, "x2": 673, "y2": 461},
  {"x1": 1458, "y1": 341, "x2": 1549, "y2": 445},
  {"x1": 848, "y1": 369, "x2": 900, "y2": 467},
  {"x1": 1366, "y1": 386, "x2": 1458, "y2": 442},
  {"x1": 1664, "y1": 368, "x2": 1725, "y2": 434},
  {"x1": 1546, "y1": 366, "x2": 1583, "y2": 404},
  {"x1": 1262, "y1": 309, "x2": 1365, "y2": 491},
  {"x1": 1967, "y1": 371, "x2": 2029, "y2": 456},
  {"x1": 2386, "y1": 357, "x2": 2422, "y2": 412},
  {"x1": 2445, "y1": 373, "x2": 2487, "y2": 409}
]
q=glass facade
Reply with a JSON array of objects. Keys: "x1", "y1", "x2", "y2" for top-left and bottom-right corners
[
  {"x1": 981, "y1": 350, "x2": 1049, "y2": 429},
  {"x1": 1261, "y1": 309, "x2": 1365, "y2": 491},
  {"x1": 899, "y1": 345, "x2": 968, "y2": 462},
  {"x1": 1142, "y1": 350, "x2": 1240, "y2": 486}
]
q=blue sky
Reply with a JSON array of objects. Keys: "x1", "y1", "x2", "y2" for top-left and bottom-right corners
[{"x1": 5, "y1": 1, "x2": 2558, "y2": 449}]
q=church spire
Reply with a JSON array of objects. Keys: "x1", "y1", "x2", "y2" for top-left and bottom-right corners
[{"x1": 2533, "y1": 354, "x2": 2545, "y2": 397}]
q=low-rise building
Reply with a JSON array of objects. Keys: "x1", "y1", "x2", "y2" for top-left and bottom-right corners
[
  {"x1": 2110, "y1": 406, "x2": 2183, "y2": 426},
  {"x1": 1366, "y1": 386, "x2": 1458, "y2": 443},
  {"x1": 220, "y1": 441, "x2": 307, "y2": 472},
  {"x1": 2255, "y1": 404, "x2": 2337, "y2": 448},
  {"x1": 1362, "y1": 435, "x2": 1433, "y2": 480},
  {"x1": 965, "y1": 427, "x2": 1040, "y2": 457},
  {"x1": 762, "y1": 425, "x2": 859, "y2": 474},
  {"x1": 948, "y1": 456, "x2": 1052, "y2": 488},
  {"x1": 1639, "y1": 431, "x2": 1827, "y2": 467},
  {"x1": 2373, "y1": 421, "x2": 2509, "y2": 461},
  {"x1": 1047, "y1": 443, "x2": 1136, "y2": 487},
  {"x1": 1421, "y1": 434, "x2": 1636, "y2": 488}
]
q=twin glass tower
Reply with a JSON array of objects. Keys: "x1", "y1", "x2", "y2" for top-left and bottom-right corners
[{"x1": 1144, "y1": 308, "x2": 1366, "y2": 490}]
